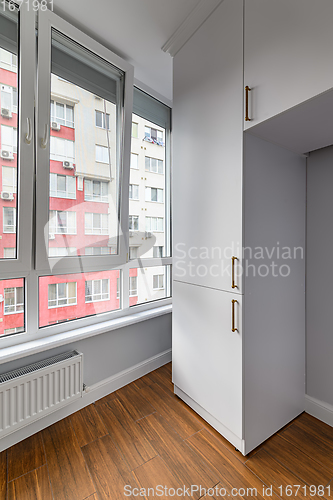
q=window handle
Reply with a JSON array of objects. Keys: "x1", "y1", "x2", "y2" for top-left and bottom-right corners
[
  {"x1": 40, "y1": 123, "x2": 49, "y2": 149},
  {"x1": 232, "y1": 299, "x2": 238, "y2": 332},
  {"x1": 245, "y1": 85, "x2": 251, "y2": 121},
  {"x1": 25, "y1": 117, "x2": 32, "y2": 145},
  {"x1": 232, "y1": 256, "x2": 238, "y2": 289}
]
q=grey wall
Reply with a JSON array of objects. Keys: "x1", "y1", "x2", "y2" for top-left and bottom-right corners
[
  {"x1": 307, "y1": 146, "x2": 333, "y2": 405},
  {"x1": 0, "y1": 314, "x2": 172, "y2": 387}
]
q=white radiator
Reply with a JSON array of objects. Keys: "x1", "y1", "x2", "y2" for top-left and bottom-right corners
[{"x1": 0, "y1": 350, "x2": 83, "y2": 439}]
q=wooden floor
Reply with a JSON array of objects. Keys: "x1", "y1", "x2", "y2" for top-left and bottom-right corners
[{"x1": 2, "y1": 363, "x2": 333, "y2": 499}]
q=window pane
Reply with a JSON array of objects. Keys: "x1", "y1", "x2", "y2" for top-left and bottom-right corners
[
  {"x1": 129, "y1": 266, "x2": 170, "y2": 306},
  {"x1": 0, "y1": 278, "x2": 25, "y2": 336},
  {"x1": 49, "y1": 29, "x2": 124, "y2": 258},
  {"x1": 39, "y1": 270, "x2": 120, "y2": 327},
  {"x1": 0, "y1": 8, "x2": 19, "y2": 260},
  {"x1": 130, "y1": 113, "x2": 167, "y2": 258}
]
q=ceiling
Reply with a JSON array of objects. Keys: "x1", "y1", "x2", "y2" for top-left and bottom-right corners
[{"x1": 53, "y1": 0, "x2": 204, "y2": 103}]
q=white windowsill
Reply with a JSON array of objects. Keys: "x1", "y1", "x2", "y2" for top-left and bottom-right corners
[{"x1": 0, "y1": 304, "x2": 172, "y2": 365}]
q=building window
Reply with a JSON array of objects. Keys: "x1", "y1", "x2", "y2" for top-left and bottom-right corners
[
  {"x1": 95, "y1": 110, "x2": 110, "y2": 129},
  {"x1": 51, "y1": 100, "x2": 74, "y2": 128},
  {"x1": 2, "y1": 166, "x2": 17, "y2": 193},
  {"x1": 48, "y1": 282, "x2": 77, "y2": 308},
  {"x1": 95, "y1": 145, "x2": 110, "y2": 163},
  {"x1": 132, "y1": 122, "x2": 138, "y2": 138},
  {"x1": 85, "y1": 247, "x2": 111, "y2": 255},
  {"x1": 129, "y1": 184, "x2": 139, "y2": 200},
  {"x1": 116, "y1": 277, "x2": 120, "y2": 299},
  {"x1": 129, "y1": 276, "x2": 137, "y2": 296},
  {"x1": 145, "y1": 157, "x2": 163, "y2": 174},
  {"x1": 145, "y1": 187, "x2": 163, "y2": 203},
  {"x1": 144, "y1": 126, "x2": 164, "y2": 146},
  {"x1": 85, "y1": 279, "x2": 109, "y2": 302},
  {"x1": 130, "y1": 153, "x2": 138, "y2": 169},
  {"x1": 129, "y1": 246, "x2": 139, "y2": 259},
  {"x1": 3, "y1": 207, "x2": 16, "y2": 233},
  {"x1": 49, "y1": 210, "x2": 77, "y2": 234},
  {"x1": 153, "y1": 246, "x2": 163, "y2": 258},
  {"x1": 84, "y1": 212, "x2": 108, "y2": 234},
  {"x1": 145, "y1": 216, "x2": 163, "y2": 232},
  {"x1": 1, "y1": 84, "x2": 18, "y2": 113},
  {"x1": 50, "y1": 173, "x2": 76, "y2": 199},
  {"x1": 48, "y1": 247, "x2": 76, "y2": 257},
  {"x1": 0, "y1": 48, "x2": 17, "y2": 73},
  {"x1": 50, "y1": 137, "x2": 75, "y2": 162},
  {"x1": 4, "y1": 326, "x2": 24, "y2": 335},
  {"x1": 153, "y1": 274, "x2": 164, "y2": 290},
  {"x1": 129, "y1": 215, "x2": 139, "y2": 231},
  {"x1": 4, "y1": 247, "x2": 15, "y2": 258},
  {"x1": 1, "y1": 125, "x2": 17, "y2": 154},
  {"x1": 4, "y1": 286, "x2": 24, "y2": 314},
  {"x1": 84, "y1": 179, "x2": 108, "y2": 202}
]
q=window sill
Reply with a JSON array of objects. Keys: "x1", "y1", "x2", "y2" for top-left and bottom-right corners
[{"x1": 0, "y1": 303, "x2": 172, "y2": 365}]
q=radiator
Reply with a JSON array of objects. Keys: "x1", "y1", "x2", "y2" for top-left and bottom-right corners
[{"x1": 0, "y1": 350, "x2": 83, "y2": 439}]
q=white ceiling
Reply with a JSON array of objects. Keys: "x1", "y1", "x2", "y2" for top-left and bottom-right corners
[{"x1": 53, "y1": 0, "x2": 203, "y2": 103}]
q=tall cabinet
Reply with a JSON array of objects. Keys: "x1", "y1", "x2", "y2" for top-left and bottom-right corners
[{"x1": 172, "y1": 0, "x2": 307, "y2": 455}]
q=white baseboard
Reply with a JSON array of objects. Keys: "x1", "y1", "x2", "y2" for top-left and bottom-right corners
[
  {"x1": 0, "y1": 348, "x2": 171, "y2": 452},
  {"x1": 305, "y1": 394, "x2": 333, "y2": 427},
  {"x1": 174, "y1": 385, "x2": 245, "y2": 454}
]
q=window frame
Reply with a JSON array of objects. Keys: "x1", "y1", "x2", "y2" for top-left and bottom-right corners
[{"x1": 48, "y1": 281, "x2": 77, "y2": 309}]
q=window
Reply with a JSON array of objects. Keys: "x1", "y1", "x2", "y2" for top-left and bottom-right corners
[
  {"x1": 4, "y1": 286, "x2": 24, "y2": 314},
  {"x1": 131, "y1": 153, "x2": 138, "y2": 169},
  {"x1": 51, "y1": 100, "x2": 74, "y2": 128},
  {"x1": 1, "y1": 125, "x2": 17, "y2": 153},
  {"x1": 85, "y1": 279, "x2": 109, "y2": 302},
  {"x1": 153, "y1": 274, "x2": 164, "y2": 290},
  {"x1": 48, "y1": 247, "x2": 76, "y2": 257},
  {"x1": 0, "y1": 49, "x2": 17, "y2": 73},
  {"x1": 85, "y1": 213, "x2": 108, "y2": 234},
  {"x1": 95, "y1": 145, "x2": 110, "y2": 163},
  {"x1": 2, "y1": 166, "x2": 17, "y2": 192},
  {"x1": 95, "y1": 110, "x2": 110, "y2": 129},
  {"x1": 129, "y1": 215, "x2": 139, "y2": 231},
  {"x1": 129, "y1": 276, "x2": 137, "y2": 296},
  {"x1": 84, "y1": 179, "x2": 108, "y2": 202},
  {"x1": 85, "y1": 247, "x2": 111, "y2": 255},
  {"x1": 4, "y1": 248, "x2": 15, "y2": 258},
  {"x1": 145, "y1": 187, "x2": 163, "y2": 203},
  {"x1": 129, "y1": 184, "x2": 139, "y2": 200},
  {"x1": 49, "y1": 211, "x2": 76, "y2": 234},
  {"x1": 116, "y1": 277, "x2": 120, "y2": 299},
  {"x1": 3, "y1": 207, "x2": 16, "y2": 233},
  {"x1": 4, "y1": 327, "x2": 24, "y2": 335},
  {"x1": 145, "y1": 157, "x2": 163, "y2": 174},
  {"x1": 50, "y1": 173, "x2": 76, "y2": 199},
  {"x1": 129, "y1": 246, "x2": 139, "y2": 259},
  {"x1": 132, "y1": 122, "x2": 138, "y2": 138},
  {"x1": 48, "y1": 282, "x2": 77, "y2": 308},
  {"x1": 1, "y1": 85, "x2": 18, "y2": 113},
  {"x1": 145, "y1": 216, "x2": 164, "y2": 232},
  {"x1": 144, "y1": 126, "x2": 164, "y2": 145},
  {"x1": 50, "y1": 137, "x2": 75, "y2": 162},
  {"x1": 153, "y1": 246, "x2": 163, "y2": 258}
]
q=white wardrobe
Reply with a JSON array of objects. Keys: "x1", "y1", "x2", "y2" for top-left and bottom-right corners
[{"x1": 172, "y1": 0, "x2": 333, "y2": 455}]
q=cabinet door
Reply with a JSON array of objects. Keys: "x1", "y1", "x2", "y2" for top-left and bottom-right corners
[
  {"x1": 172, "y1": 281, "x2": 243, "y2": 439},
  {"x1": 173, "y1": 0, "x2": 243, "y2": 293},
  {"x1": 244, "y1": 0, "x2": 333, "y2": 128}
]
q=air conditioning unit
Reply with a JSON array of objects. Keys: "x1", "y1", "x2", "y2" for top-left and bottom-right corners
[
  {"x1": 0, "y1": 150, "x2": 14, "y2": 160},
  {"x1": 51, "y1": 121, "x2": 61, "y2": 131},
  {"x1": 1, "y1": 108, "x2": 12, "y2": 118},
  {"x1": 145, "y1": 231, "x2": 153, "y2": 238},
  {"x1": 63, "y1": 161, "x2": 74, "y2": 169},
  {"x1": 1, "y1": 191, "x2": 14, "y2": 201},
  {"x1": 49, "y1": 233, "x2": 55, "y2": 240}
]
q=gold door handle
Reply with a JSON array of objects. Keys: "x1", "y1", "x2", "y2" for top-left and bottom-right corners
[
  {"x1": 245, "y1": 86, "x2": 251, "y2": 121},
  {"x1": 232, "y1": 299, "x2": 238, "y2": 332},
  {"x1": 232, "y1": 256, "x2": 238, "y2": 289}
]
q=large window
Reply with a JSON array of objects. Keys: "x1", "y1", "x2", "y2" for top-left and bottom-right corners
[
  {"x1": 0, "y1": 5, "x2": 171, "y2": 345},
  {"x1": 50, "y1": 173, "x2": 76, "y2": 199}
]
